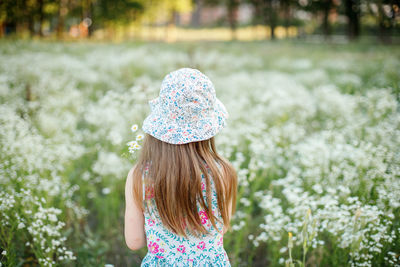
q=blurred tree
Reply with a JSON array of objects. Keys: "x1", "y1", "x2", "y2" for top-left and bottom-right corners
[
  {"x1": 26, "y1": 0, "x2": 35, "y2": 36},
  {"x1": 321, "y1": 0, "x2": 334, "y2": 37},
  {"x1": 262, "y1": 0, "x2": 279, "y2": 39},
  {"x1": 227, "y1": 0, "x2": 240, "y2": 40},
  {"x1": 38, "y1": 0, "x2": 45, "y2": 36},
  {"x1": 56, "y1": 0, "x2": 69, "y2": 38},
  {"x1": 248, "y1": 0, "x2": 263, "y2": 25},
  {"x1": 139, "y1": 0, "x2": 191, "y2": 41},
  {"x1": 139, "y1": 0, "x2": 192, "y2": 28},
  {"x1": 191, "y1": 0, "x2": 203, "y2": 27},
  {"x1": 345, "y1": 0, "x2": 360, "y2": 39},
  {"x1": 42, "y1": 0, "x2": 59, "y2": 34},
  {"x1": 0, "y1": 0, "x2": 18, "y2": 35},
  {"x1": 368, "y1": 0, "x2": 399, "y2": 43},
  {"x1": 0, "y1": 0, "x2": 43, "y2": 36},
  {"x1": 281, "y1": 0, "x2": 293, "y2": 36},
  {"x1": 0, "y1": 0, "x2": 398, "y2": 40},
  {"x1": 242, "y1": 0, "x2": 283, "y2": 39},
  {"x1": 89, "y1": 0, "x2": 144, "y2": 39},
  {"x1": 299, "y1": 0, "x2": 338, "y2": 38},
  {"x1": 81, "y1": 0, "x2": 93, "y2": 36},
  {"x1": 92, "y1": 0, "x2": 143, "y2": 26},
  {"x1": 203, "y1": 0, "x2": 240, "y2": 40}
]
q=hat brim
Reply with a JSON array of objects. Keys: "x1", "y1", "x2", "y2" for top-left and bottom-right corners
[{"x1": 142, "y1": 97, "x2": 228, "y2": 145}]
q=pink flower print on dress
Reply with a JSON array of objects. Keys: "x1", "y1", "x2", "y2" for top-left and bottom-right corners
[
  {"x1": 201, "y1": 182, "x2": 205, "y2": 191},
  {"x1": 217, "y1": 235, "x2": 223, "y2": 246},
  {"x1": 197, "y1": 241, "x2": 206, "y2": 250},
  {"x1": 148, "y1": 241, "x2": 159, "y2": 254},
  {"x1": 144, "y1": 162, "x2": 150, "y2": 175},
  {"x1": 156, "y1": 255, "x2": 163, "y2": 259},
  {"x1": 199, "y1": 210, "x2": 208, "y2": 224},
  {"x1": 147, "y1": 218, "x2": 155, "y2": 227},
  {"x1": 177, "y1": 245, "x2": 186, "y2": 253}
]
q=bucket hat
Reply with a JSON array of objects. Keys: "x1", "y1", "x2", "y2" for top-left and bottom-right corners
[{"x1": 142, "y1": 68, "x2": 229, "y2": 145}]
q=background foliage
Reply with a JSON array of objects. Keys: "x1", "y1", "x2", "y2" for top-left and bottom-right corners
[{"x1": 0, "y1": 0, "x2": 399, "y2": 42}]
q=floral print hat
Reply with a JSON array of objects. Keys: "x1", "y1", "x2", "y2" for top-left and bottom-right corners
[{"x1": 142, "y1": 68, "x2": 229, "y2": 144}]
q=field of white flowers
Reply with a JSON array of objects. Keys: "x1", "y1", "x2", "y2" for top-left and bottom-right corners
[{"x1": 0, "y1": 40, "x2": 399, "y2": 267}]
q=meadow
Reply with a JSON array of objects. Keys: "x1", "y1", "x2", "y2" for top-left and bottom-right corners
[{"x1": 0, "y1": 40, "x2": 399, "y2": 267}]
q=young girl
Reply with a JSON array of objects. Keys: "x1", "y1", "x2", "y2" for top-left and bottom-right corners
[{"x1": 124, "y1": 68, "x2": 237, "y2": 266}]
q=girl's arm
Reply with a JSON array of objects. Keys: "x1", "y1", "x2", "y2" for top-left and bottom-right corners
[{"x1": 124, "y1": 167, "x2": 146, "y2": 250}]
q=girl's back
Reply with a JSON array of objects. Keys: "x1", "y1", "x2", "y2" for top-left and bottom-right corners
[
  {"x1": 140, "y1": 161, "x2": 230, "y2": 266},
  {"x1": 124, "y1": 68, "x2": 237, "y2": 267}
]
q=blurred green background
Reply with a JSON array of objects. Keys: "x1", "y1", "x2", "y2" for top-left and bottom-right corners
[{"x1": 1, "y1": 0, "x2": 399, "y2": 42}]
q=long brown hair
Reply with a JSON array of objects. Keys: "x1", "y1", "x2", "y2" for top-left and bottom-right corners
[{"x1": 132, "y1": 134, "x2": 237, "y2": 238}]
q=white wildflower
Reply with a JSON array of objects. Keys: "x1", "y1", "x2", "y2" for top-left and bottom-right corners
[
  {"x1": 131, "y1": 124, "x2": 138, "y2": 132},
  {"x1": 102, "y1": 188, "x2": 111, "y2": 195}
]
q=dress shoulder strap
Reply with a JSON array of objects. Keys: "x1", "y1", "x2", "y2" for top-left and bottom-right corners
[
  {"x1": 142, "y1": 171, "x2": 145, "y2": 202},
  {"x1": 142, "y1": 162, "x2": 151, "y2": 202}
]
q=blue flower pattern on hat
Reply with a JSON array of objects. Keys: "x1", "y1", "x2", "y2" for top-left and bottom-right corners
[{"x1": 142, "y1": 68, "x2": 228, "y2": 144}]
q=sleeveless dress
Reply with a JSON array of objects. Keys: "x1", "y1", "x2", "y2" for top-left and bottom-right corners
[{"x1": 140, "y1": 162, "x2": 231, "y2": 267}]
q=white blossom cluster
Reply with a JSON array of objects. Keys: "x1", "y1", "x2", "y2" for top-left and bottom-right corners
[
  {"x1": 0, "y1": 189, "x2": 76, "y2": 266},
  {"x1": 215, "y1": 61, "x2": 400, "y2": 265}
]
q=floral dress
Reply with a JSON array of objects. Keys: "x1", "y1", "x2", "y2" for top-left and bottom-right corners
[{"x1": 140, "y1": 163, "x2": 231, "y2": 267}]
